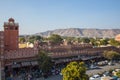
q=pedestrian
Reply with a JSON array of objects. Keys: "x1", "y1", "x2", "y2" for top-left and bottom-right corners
[{"x1": 27, "y1": 74, "x2": 32, "y2": 80}]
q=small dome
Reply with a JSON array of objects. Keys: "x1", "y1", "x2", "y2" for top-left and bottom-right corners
[{"x1": 8, "y1": 18, "x2": 14, "y2": 22}]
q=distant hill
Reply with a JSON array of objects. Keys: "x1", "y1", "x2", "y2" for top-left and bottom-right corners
[{"x1": 35, "y1": 28, "x2": 120, "y2": 38}]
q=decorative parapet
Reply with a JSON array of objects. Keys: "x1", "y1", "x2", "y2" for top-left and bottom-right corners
[
  {"x1": 4, "y1": 48, "x2": 38, "y2": 60},
  {"x1": 4, "y1": 22, "x2": 19, "y2": 27}
]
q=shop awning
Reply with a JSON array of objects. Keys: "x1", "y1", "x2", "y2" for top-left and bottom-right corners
[
  {"x1": 21, "y1": 62, "x2": 31, "y2": 66},
  {"x1": 31, "y1": 61, "x2": 38, "y2": 66},
  {"x1": 12, "y1": 64, "x2": 21, "y2": 68}
]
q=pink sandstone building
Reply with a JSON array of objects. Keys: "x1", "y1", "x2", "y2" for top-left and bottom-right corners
[
  {"x1": 0, "y1": 18, "x2": 39, "y2": 79},
  {"x1": 0, "y1": 18, "x2": 120, "y2": 80}
]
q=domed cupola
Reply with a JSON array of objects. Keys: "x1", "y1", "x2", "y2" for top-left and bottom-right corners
[{"x1": 8, "y1": 18, "x2": 15, "y2": 23}]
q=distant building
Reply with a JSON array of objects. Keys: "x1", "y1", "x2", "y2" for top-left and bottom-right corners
[
  {"x1": 115, "y1": 34, "x2": 120, "y2": 42},
  {"x1": 19, "y1": 42, "x2": 34, "y2": 48}
]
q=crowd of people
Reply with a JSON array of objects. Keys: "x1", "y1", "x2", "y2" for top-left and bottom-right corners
[
  {"x1": 5, "y1": 64, "x2": 65, "y2": 80},
  {"x1": 5, "y1": 66, "x2": 40, "y2": 80}
]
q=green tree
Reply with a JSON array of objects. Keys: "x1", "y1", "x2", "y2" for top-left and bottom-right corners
[
  {"x1": 65, "y1": 37, "x2": 75, "y2": 43},
  {"x1": 29, "y1": 35, "x2": 42, "y2": 43},
  {"x1": 19, "y1": 37, "x2": 25, "y2": 43},
  {"x1": 89, "y1": 38, "x2": 98, "y2": 46},
  {"x1": 48, "y1": 34, "x2": 63, "y2": 44},
  {"x1": 103, "y1": 50, "x2": 120, "y2": 61},
  {"x1": 77, "y1": 37, "x2": 82, "y2": 43},
  {"x1": 109, "y1": 38, "x2": 120, "y2": 46},
  {"x1": 61, "y1": 61, "x2": 88, "y2": 80},
  {"x1": 100, "y1": 39, "x2": 108, "y2": 45},
  {"x1": 35, "y1": 35, "x2": 43, "y2": 41},
  {"x1": 116, "y1": 71, "x2": 120, "y2": 78},
  {"x1": 28, "y1": 36, "x2": 36, "y2": 43},
  {"x1": 37, "y1": 50, "x2": 53, "y2": 75},
  {"x1": 81, "y1": 38, "x2": 90, "y2": 43}
]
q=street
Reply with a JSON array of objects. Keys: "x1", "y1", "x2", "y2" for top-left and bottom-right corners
[{"x1": 37, "y1": 63, "x2": 120, "y2": 80}]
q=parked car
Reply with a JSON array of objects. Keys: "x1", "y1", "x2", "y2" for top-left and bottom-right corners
[
  {"x1": 97, "y1": 60, "x2": 108, "y2": 66},
  {"x1": 90, "y1": 65, "x2": 99, "y2": 69},
  {"x1": 103, "y1": 71, "x2": 110, "y2": 76},
  {"x1": 108, "y1": 61, "x2": 114, "y2": 66},
  {"x1": 89, "y1": 74, "x2": 101, "y2": 80}
]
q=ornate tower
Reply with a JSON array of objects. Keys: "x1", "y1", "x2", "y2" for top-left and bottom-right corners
[{"x1": 4, "y1": 18, "x2": 19, "y2": 50}]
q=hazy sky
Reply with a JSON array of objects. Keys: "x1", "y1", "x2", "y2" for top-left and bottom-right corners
[{"x1": 0, "y1": 0, "x2": 120, "y2": 34}]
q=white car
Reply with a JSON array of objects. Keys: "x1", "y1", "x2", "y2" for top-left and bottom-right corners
[
  {"x1": 89, "y1": 74, "x2": 101, "y2": 80},
  {"x1": 108, "y1": 61, "x2": 114, "y2": 65},
  {"x1": 90, "y1": 65, "x2": 99, "y2": 69}
]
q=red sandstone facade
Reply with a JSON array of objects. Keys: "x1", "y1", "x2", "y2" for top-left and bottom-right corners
[
  {"x1": 0, "y1": 18, "x2": 39, "y2": 80},
  {"x1": 0, "y1": 18, "x2": 120, "y2": 80},
  {"x1": 4, "y1": 18, "x2": 19, "y2": 50},
  {"x1": 0, "y1": 18, "x2": 120, "y2": 67}
]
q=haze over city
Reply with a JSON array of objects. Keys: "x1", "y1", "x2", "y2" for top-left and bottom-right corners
[{"x1": 0, "y1": 0, "x2": 120, "y2": 34}]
